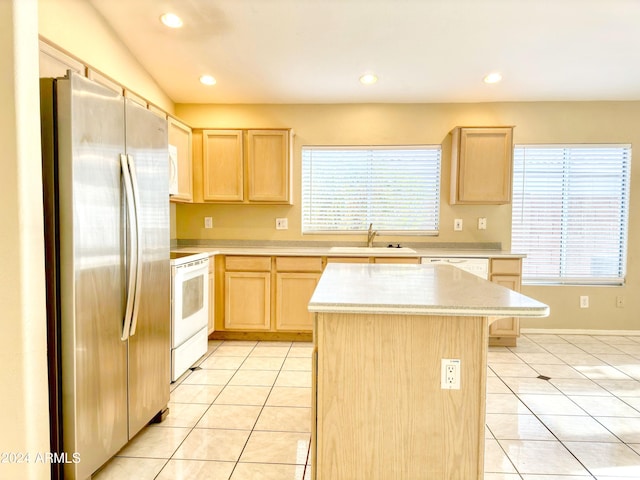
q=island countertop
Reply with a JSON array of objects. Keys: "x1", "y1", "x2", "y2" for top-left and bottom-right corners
[{"x1": 308, "y1": 263, "x2": 549, "y2": 318}]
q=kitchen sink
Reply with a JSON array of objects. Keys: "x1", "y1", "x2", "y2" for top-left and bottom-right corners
[{"x1": 328, "y1": 246, "x2": 416, "y2": 254}]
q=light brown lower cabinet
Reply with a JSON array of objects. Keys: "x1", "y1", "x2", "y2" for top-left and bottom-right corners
[
  {"x1": 325, "y1": 257, "x2": 369, "y2": 264},
  {"x1": 220, "y1": 256, "x2": 321, "y2": 334},
  {"x1": 489, "y1": 258, "x2": 522, "y2": 346},
  {"x1": 274, "y1": 256, "x2": 322, "y2": 332},
  {"x1": 373, "y1": 257, "x2": 420, "y2": 264},
  {"x1": 216, "y1": 254, "x2": 523, "y2": 345},
  {"x1": 275, "y1": 272, "x2": 321, "y2": 331},
  {"x1": 208, "y1": 258, "x2": 215, "y2": 335},
  {"x1": 327, "y1": 256, "x2": 420, "y2": 264},
  {"x1": 224, "y1": 271, "x2": 271, "y2": 330},
  {"x1": 224, "y1": 256, "x2": 272, "y2": 331}
]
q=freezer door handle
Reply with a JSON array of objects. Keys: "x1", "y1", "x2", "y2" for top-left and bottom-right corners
[
  {"x1": 120, "y1": 154, "x2": 137, "y2": 341},
  {"x1": 127, "y1": 154, "x2": 143, "y2": 337}
]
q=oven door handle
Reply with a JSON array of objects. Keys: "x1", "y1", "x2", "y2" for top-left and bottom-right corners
[
  {"x1": 127, "y1": 154, "x2": 143, "y2": 337},
  {"x1": 120, "y1": 154, "x2": 137, "y2": 341}
]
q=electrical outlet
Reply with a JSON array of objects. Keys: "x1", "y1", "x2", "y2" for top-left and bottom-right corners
[
  {"x1": 616, "y1": 295, "x2": 625, "y2": 308},
  {"x1": 275, "y1": 218, "x2": 288, "y2": 230},
  {"x1": 580, "y1": 296, "x2": 589, "y2": 308},
  {"x1": 204, "y1": 217, "x2": 213, "y2": 229},
  {"x1": 441, "y1": 359, "x2": 461, "y2": 390},
  {"x1": 478, "y1": 217, "x2": 487, "y2": 230},
  {"x1": 454, "y1": 219, "x2": 463, "y2": 231}
]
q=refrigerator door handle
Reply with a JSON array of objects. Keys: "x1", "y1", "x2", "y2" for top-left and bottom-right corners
[
  {"x1": 127, "y1": 154, "x2": 144, "y2": 337},
  {"x1": 120, "y1": 154, "x2": 137, "y2": 341}
]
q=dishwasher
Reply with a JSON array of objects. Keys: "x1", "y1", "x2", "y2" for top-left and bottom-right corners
[{"x1": 421, "y1": 257, "x2": 489, "y2": 279}]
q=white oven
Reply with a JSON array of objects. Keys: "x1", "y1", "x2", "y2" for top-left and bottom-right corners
[{"x1": 170, "y1": 252, "x2": 209, "y2": 381}]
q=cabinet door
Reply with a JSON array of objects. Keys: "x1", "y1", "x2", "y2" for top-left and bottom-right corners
[
  {"x1": 276, "y1": 272, "x2": 321, "y2": 331},
  {"x1": 203, "y1": 130, "x2": 244, "y2": 202},
  {"x1": 224, "y1": 272, "x2": 271, "y2": 330},
  {"x1": 169, "y1": 118, "x2": 193, "y2": 203},
  {"x1": 451, "y1": 127, "x2": 513, "y2": 204},
  {"x1": 489, "y1": 275, "x2": 520, "y2": 337},
  {"x1": 247, "y1": 130, "x2": 291, "y2": 203},
  {"x1": 208, "y1": 271, "x2": 215, "y2": 335}
]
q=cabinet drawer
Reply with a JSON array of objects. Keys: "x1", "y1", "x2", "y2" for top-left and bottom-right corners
[
  {"x1": 326, "y1": 257, "x2": 370, "y2": 264},
  {"x1": 373, "y1": 257, "x2": 420, "y2": 264},
  {"x1": 275, "y1": 256, "x2": 323, "y2": 272},
  {"x1": 225, "y1": 255, "x2": 271, "y2": 272},
  {"x1": 490, "y1": 258, "x2": 521, "y2": 276}
]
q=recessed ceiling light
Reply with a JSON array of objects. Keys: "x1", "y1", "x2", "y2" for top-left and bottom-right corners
[
  {"x1": 160, "y1": 13, "x2": 183, "y2": 28},
  {"x1": 483, "y1": 72, "x2": 503, "y2": 84},
  {"x1": 199, "y1": 75, "x2": 217, "y2": 86},
  {"x1": 359, "y1": 73, "x2": 378, "y2": 85}
]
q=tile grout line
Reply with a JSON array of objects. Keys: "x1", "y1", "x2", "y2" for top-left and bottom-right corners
[
  {"x1": 106, "y1": 335, "x2": 639, "y2": 479},
  {"x1": 495, "y1": 334, "x2": 608, "y2": 479},
  {"x1": 152, "y1": 339, "x2": 230, "y2": 479},
  {"x1": 152, "y1": 339, "x2": 259, "y2": 479},
  {"x1": 227, "y1": 342, "x2": 293, "y2": 479}
]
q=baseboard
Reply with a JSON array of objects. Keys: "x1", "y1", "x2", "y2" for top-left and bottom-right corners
[{"x1": 522, "y1": 328, "x2": 640, "y2": 336}]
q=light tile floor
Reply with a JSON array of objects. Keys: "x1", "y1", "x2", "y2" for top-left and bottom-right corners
[{"x1": 94, "y1": 333, "x2": 640, "y2": 480}]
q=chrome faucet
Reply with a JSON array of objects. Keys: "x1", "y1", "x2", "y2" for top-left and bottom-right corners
[{"x1": 367, "y1": 223, "x2": 377, "y2": 247}]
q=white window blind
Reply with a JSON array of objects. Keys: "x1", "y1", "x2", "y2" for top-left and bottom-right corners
[
  {"x1": 512, "y1": 144, "x2": 631, "y2": 285},
  {"x1": 302, "y1": 146, "x2": 441, "y2": 234}
]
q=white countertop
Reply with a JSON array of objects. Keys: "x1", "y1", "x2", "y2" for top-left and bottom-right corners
[
  {"x1": 308, "y1": 263, "x2": 549, "y2": 317},
  {"x1": 172, "y1": 245, "x2": 524, "y2": 259}
]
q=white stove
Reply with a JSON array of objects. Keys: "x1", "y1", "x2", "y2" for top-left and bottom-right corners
[{"x1": 170, "y1": 252, "x2": 210, "y2": 381}]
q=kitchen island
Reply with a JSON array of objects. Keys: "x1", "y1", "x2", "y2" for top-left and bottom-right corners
[{"x1": 308, "y1": 263, "x2": 549, "y2": 480}]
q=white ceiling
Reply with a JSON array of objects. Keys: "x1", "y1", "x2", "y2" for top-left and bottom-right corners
[{"x1": 89, "y1": 0, "x2": 640, "y2": 104}]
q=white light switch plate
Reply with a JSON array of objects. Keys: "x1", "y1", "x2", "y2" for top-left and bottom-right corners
[{"x1": 275, "y1": 218, "x2": 288, "y2": 230}]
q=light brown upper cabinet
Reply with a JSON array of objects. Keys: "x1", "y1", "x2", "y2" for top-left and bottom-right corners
[
  {"x1": 247, "y1": 130, "x2": 291, "y2": 202},
  {"x1": 450, "y1": 126, "x2": 514, "y2": 205},
  {"x1": 202, "y1": 130, "x2": 244, "y2": 202},
  {"x1": 168, "y1": 117, "x2": 193, "y2": 203},
  {"x1": 201, "y1": 129, "x2": 292, "y2": 204}
]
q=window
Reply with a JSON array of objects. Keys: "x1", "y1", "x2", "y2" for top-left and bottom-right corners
[
  {"x1": 512, "y1": 144, "x2": 631, "y2": 285},
  {"x1": 301, "y1": 146, "x2": 441, "y2": 234}
]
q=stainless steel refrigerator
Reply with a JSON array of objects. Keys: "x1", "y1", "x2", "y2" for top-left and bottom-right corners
[{"x1": 41, "y1": 72, "x2": 170, "y2": 480}]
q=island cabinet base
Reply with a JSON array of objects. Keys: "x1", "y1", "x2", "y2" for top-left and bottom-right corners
[{"x1": 312, "y1": 313, "x2": 489, "y2": 480}]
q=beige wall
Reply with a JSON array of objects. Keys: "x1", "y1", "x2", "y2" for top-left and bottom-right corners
[
  {"x1": 175, "y1": 102, "x2": 640, "y2": 331},
  {"x1": 0, "y1": 0, "x2": 50, "y2": 478},
  {"x1": 38, "y1": 0, "x2": 174, "y2": 113}
]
